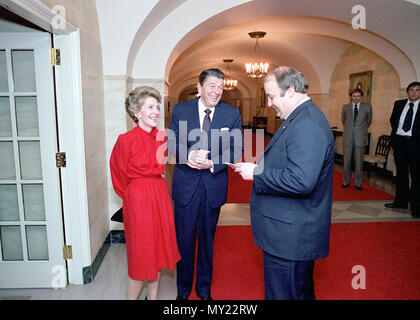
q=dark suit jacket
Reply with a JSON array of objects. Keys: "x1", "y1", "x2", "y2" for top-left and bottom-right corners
[
  {"x1": 168, "y1": 98, "x2": 242, "y2": 208},
  {"x1": 250, "y1": 99, "x2": 335, "y2": 261},
  {"x1": 390, "y1": 99, "x2": 420, "y2": 155}
]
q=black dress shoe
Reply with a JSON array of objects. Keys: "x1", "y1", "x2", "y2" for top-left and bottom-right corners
[
  {"x1": 355, "y1": 186, "x2": 363, "y2": 191},
  {"x1": 176, "y1": 295, "x2": 188, "y2": 300},
  {"x1": 200, "y1": 296, "x2": 213, "y2": 300},
  {"x1": 384, "y1": 202, "x2": 408, "y2": 209},
  {"x1": 341, "y1": 184, "x2": 349, "y2": 188},
  {"x1": 411, "y1": 211, "x2": 420, "y2": 218}
]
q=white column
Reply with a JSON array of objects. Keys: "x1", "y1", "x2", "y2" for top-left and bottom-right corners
[{"x1": 104, "y1": 75, "x2": 129, "y2": 230}]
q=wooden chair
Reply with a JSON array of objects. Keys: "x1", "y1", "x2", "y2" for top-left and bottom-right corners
[{"x1": 363, "y1": 135, "x2": 392, "y2": 177}]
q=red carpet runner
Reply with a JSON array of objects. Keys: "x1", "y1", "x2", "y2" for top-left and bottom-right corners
[
  {"x1": 227, "y1": 168, "x2": 394, "y2": 203},
  {"x1": 227, "y1": 131, "x2": 394, "y2": 202},
  {"x1": 189, "y1": 222, "x2": 420, "y2": 300}
]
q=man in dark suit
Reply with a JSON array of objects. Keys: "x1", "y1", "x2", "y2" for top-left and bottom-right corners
[
  {"x1": 341, "y1": 89, "x2": 372, "y2": 190},
  {"x1": 234, "y1": 66, "x2": 334, "y2": 300},
  {"x1": 168, "y1": 68, "x2": 242, "y2": 300},
  {"x1": 385, "y1": 81, "x2": 420, "y2": 218}
]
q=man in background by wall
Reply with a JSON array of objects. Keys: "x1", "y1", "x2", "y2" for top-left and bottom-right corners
[
  {"x1": 341, "y1": 88, "x2": 372, "y2": 190},
  {"x1": 385, "y1": 81, "x2": 420, "y2": 218}
]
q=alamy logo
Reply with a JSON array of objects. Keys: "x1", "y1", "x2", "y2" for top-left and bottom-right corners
[
  {"x1": 156, "y1": 127, "x2": 265, "y2": 173},
  {"x1": 51, "y1": 265, "x2": 66, "y2": 289},
  {"x1": 351, "y1": 5, "x2": 366, "y2": 30},
  {"x1": 351, "y1": 265, "x2": 366, "y2": 290},
  {"x1": 51, "y1": 5, "x2": 66, "y2": 31}
]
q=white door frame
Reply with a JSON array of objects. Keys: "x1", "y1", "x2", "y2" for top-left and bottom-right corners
[
  {"x1": 53, "y1": 31, "x2": 91, "y2": 285},
  {"x1": 1, "y1": 0, "x2": 91, "y2": 285}
]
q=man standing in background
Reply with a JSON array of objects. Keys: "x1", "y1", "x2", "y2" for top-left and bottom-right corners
[
  {"x1": 385, "y1": 81, "x2": 420, "y2": 218},
  {"x1": 341, "y1": 88, "x2": 372, "y2": 191}
]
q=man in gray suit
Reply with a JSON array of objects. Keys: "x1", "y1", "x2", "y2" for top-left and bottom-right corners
[{"x1": 341, "y1": 88, "x2": 372, "y2": 190}]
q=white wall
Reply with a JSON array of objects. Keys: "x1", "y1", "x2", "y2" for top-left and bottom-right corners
[
  {"x1": 132, "y1": 0, "x2": 253, "y2": 79},
  {"x1": 96, "y1": 0, "x2": 159, "y2": 75}
]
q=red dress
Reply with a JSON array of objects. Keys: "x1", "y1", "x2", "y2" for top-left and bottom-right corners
[{"x1": 110, "y1": 126, "x2": 180, "y2": 280}]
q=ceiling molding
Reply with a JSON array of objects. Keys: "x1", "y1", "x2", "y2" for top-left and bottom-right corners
[{"x1": 0, "y1": 0, "x2": 77, "y2": 34}]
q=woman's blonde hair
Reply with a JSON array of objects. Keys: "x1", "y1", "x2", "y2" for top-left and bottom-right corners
[{"x1": 125, "y1": 86, "x2": 162, "y2": 124}]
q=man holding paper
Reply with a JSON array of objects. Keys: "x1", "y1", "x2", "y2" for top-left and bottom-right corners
[
  {"x1": 233, "y1": 66, "x2": 334, "y2": 300},
  {"x1": 168, "y1": 68, "x2": 242, "y2": 300}
]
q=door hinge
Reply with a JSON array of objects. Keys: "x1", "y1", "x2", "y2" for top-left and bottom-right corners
[
  {"x1": 63, "y1": 245, "x2": 73, "y2": 260},
  {"x1": 56, "y1": 152, "x2": 66, "y2": 168},
  {"x1": 50, "y1": 48, "x2": 61, "y2": 66}
]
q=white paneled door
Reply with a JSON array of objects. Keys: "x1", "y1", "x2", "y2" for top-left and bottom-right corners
[{"x1": 0, "y1": 33, "x2": 66, "y2": 288}]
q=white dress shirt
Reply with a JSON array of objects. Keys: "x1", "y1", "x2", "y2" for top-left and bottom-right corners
[
  {"x1": 396, "y1": 100, "x2": 419, "y2": 136},
  {"x1": 189, "y1": 98, "x2": 216, "y2": 172},
  {"x1": 198, "y1": 98, "x2": 215, "y2": 131},
  {"x1": 353, "y1": 103, "x2": 359, "y2": 117},
  {"x1": 285, "y1": 96, "x2": 310, "y2": 120}
]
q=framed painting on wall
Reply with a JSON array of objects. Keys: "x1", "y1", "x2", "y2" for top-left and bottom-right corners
[{"x1": 349, "y1": 71, "x2": 373, "y2": 104}]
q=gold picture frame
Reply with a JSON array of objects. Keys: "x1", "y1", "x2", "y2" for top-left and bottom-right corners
[{"x1": 349, "y1": 71, "x2": 373, "y2": 104}]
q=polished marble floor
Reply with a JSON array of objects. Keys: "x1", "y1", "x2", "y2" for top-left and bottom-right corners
[{"x1": 0, "y1": 163, "x2": 417, "y2": 300}]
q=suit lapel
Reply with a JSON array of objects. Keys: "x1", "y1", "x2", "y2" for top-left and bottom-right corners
[
  {"x1": 352, "y1": 103, "x2": 366, "y2": 125},
  {"x1": 263, "y1": 120, "x2": 287, "y2": 154},
  {"x1": 396, "y1": 99, "x2": 407, "y2": 119},
  {"x1": 190, "y1": 98, "x2": 200, "y2": 130},
  {"x1": 345, "y1": 104, "x2": 353, "y2": 125},
  {"x1": 412, "y1": 101, "x2": 420, "y2": 135},
  {"x1": 355, "y1": 103, "x2": 364, "y2": 125},
  {"x1": 187, "y1": 99, "x2": 202, "y2": 149},
  {"x1": 207, "y1": 103, "x2": 225, "y2": 151},
  {"x1": 210, "y1": 103, "x2": 224, "y2": 130},
  {"x1": 263, "y1": 100, "x2": 311, "y2": 155}
]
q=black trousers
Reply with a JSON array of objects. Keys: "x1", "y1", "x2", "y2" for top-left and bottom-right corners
[
  {"x1": 392, "y1": 135, "x2": 420, "y2": 213},
  {"x1": 263, "y1": 251, "x2": 315, "y2": 300}
]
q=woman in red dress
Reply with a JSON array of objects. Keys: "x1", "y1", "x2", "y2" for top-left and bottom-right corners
[{"x1": 110, "y1": 86, "x2": 180, "y2": 300}]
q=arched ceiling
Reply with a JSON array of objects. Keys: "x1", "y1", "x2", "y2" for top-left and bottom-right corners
[
  {"x1": 167, "y1": 14, "x2": 416, "y2": 100},
  {"x1": 126, "y1": 0, "x2": 419, "y2": 100},
  {"x1": 168, "y1": 16, "x2": 353, "y2": 98}
]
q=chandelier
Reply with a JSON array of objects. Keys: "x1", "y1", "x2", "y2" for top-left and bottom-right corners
[
  {"x1": 245, "y1": 31, "x2": 269, "y2": 78},
  {"x1": 222, "y1": 59, "x2": 238, "y2": 90}
]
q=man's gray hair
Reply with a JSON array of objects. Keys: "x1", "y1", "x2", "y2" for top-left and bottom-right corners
[{"x1": 265, "y1": 66, "x2": 309, "y2": 96}]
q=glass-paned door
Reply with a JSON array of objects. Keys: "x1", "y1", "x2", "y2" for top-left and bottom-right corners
[{"x1": 0, "y1": 33, "x2": 66, "y2": 288}]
